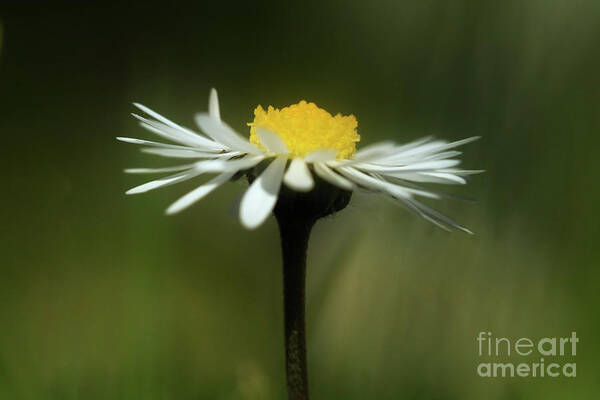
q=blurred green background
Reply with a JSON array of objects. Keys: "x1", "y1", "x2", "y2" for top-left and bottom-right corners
[{"x1": 1, "y1": 1, "x2": 599, "y2": 399}]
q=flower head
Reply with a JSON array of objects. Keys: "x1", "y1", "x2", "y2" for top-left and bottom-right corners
[
  {"x1": 249, "y1": 101, "x2": 359, "y2": 159},
  {"x1": 118, "y1": 89, "x2": 482, "y2": 231}
]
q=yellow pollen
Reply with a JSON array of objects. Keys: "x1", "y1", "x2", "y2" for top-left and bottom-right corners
[{"x1": 248, "y1": 100, "x2": 360, "y2": 159}]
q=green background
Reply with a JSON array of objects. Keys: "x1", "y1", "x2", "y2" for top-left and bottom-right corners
[{"x1": 1, "y1": 1, "x2": 599, "y2": 399}]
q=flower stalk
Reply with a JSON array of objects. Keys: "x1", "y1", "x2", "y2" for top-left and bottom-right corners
[
  {"x1": 272, "y1": 171, "x2": 352, "y2": 400},
  {"x1": 277, "y1": 215, "x2": 314, "y2": 400}
]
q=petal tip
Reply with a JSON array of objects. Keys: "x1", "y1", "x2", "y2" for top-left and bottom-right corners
[
  {"x1": 239, "y1": 215, "x2": 262, "y2": 230},
  {"x1": 165, "y1": 206, "x2": 179, "y2": 215}
]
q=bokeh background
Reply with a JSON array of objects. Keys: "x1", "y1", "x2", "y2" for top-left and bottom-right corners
[{"x1": 1, "y1": 1, "x2": 599, "y2": 399}]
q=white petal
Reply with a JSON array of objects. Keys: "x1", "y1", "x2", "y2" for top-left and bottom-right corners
[
  {"x1": 421, "y1": 172, "x2": 466, "y2": 184},
  {"x1": 366, "y1": 139, "x2": 469, "y2": 166},
  {"x1": 358, "y1": 137, "x2": 434, "y2": 163},
  {"x1": 353, "y1": 141, "x2": 397, "y2": 161},
  {"x1": 193, "y1": 155, "x2": 264, "y2": 173},
  {"x1": 387, "y1": 136, "x2": 435, "y2": 153},
  {"x1": 125, "y1": 164, "x2": 194, "y2": 174},
  {"x1": 314, "y1": 163, "x2": 354, "y2": 190},
  {"x1": 445, "y1": 169, "x2": 486, "y2": 176},
  {"x1": 126, "y1": 156, "x2": 262, "y2": 195},
  {"x1": 134, "y1": 103, "x2": 187, "y2": 132},
  {"x1": 405, "y1": 198, "x2": 473, "y2": 234},
  {"x1": 166, "y1": 171, "x2": 234, "y2": 214},
  {"x1": 419, "y1": 150, "x2": 462, "y2": 161},
  {"x1": 304, "y1": 150, "x2": 338, "y2": 162},
  {"x1": 135, "y1": 120, "x2": 222, "y2": 150},
  {"x1": 195, "y1": 113, "x2": 261, "y2": 154},
  {"x1": 385, "y1": 178, "x2": 474, "y2": 202},
  {"x1": 392, "y1": 136, "x2": 480, "y2": 159},
  {"x1": 337, "y1": 166, "x2": 397, "y2": 193},
  {"x1": 338, "y1": 167, "x2": 438, "y2": 199},
  {"x1": 355, "y1": 159, "x2": 461, "y2": 173},
  {"x1": 141, "y1": 148, "x2": 225, "y2": 159},
  {"x1": 209, "y1": 88, "x2": 220, "y2": 120},
  {"x1": 117, "y1": 137, "x2": 201, "y2": 151},
  {"x1": 132, "y1": 107, "x2": 224, "y2": 150},
  {"x1": 283, "y1": 158, "x2": 314, "y2": 191},
  {"x1": 380, "y1": 171, "x2": 465, "y2": 184},
  {"x1": 239, "y1": 157, "x2": 286, "y2": 229},
  {"x1": 397, "y1": 159, "x2": 462, "y2": 171},
  {"x1": 398, "y1": 198, "x2": 451, "y2": 232},
  {"x1": 126, "y1": 169, "x2": 202, "y2": 194},
  {"x1": 255, "y1": 127, "x2": 288, "y2": 154}
]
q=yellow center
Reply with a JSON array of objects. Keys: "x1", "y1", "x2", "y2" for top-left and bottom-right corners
[{"x1": 248, "y1": 100, "x2": 360, "y2": 159}]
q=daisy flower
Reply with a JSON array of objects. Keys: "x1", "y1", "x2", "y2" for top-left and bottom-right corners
[
  {"x1": 118, "y1": 89, "x2": 481, "y2": 232},
  {"x1": 118, "y1": 88, "x2": 483, "y2": 400}
]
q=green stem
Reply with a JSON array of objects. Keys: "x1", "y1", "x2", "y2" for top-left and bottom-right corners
[{"x1": 277, "y1": 216, "x2": 315, "y2": 400}]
